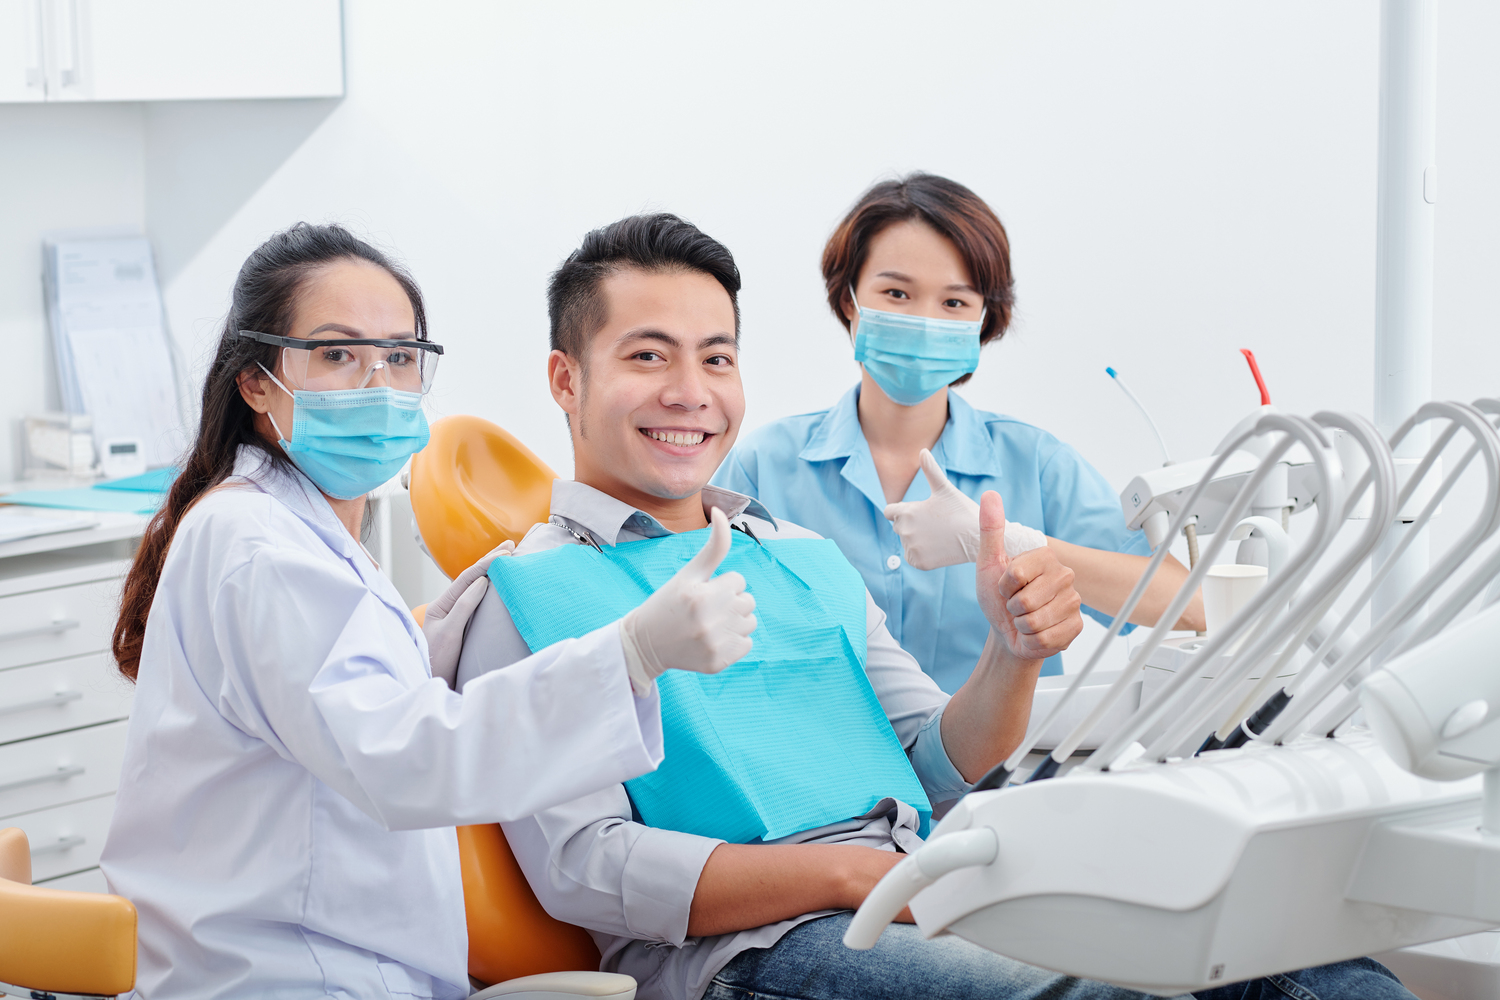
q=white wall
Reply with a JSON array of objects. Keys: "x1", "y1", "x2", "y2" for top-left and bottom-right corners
[
  {"x1": 5, "y1": 1, "x2": 1499, "y2": 613},
  {"x1": 0, "y1": 101, "x2": 144, "y2": 476},
  {"x1": 143, "y1": 1, "x2": 1498, "y2": 481}
]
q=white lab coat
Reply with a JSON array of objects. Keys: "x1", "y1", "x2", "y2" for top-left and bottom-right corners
[{"x1": 101, "y1": 447, "x2": 663, "y2": 999}]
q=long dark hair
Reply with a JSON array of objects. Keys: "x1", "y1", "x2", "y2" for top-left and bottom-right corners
[{"x1": 112, "y1": 223, "x2": 427, "y2": 681}]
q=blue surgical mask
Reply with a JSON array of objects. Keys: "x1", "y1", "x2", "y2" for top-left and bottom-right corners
[
  {"x1": 850, "y1": 287, "x2": 984, "y2": 406},
  {"x1": 259, "y1": 364, "x2": 431, "y2": 500}
]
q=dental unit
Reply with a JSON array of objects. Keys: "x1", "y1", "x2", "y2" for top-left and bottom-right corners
[
  {"x1": 840, "y1": 7, "x2": 1489, "y2": 984},
  {"x1": 843, "y1": 397, "x2": 1500, "y2": 995}
]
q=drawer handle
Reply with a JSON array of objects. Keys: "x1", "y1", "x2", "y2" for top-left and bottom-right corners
[
  {"x1": 0, "y1": 690, "x2": 84, "y2": 717},
  {"x1": 0, "y1": 763, "x2": 86, "y2": 794},
  {"x1": 30, "y1": 833, "x2": 86, "y2": 856},
  {"x1": 0, "y1": 618, "x2": 82, "y2": 644}
]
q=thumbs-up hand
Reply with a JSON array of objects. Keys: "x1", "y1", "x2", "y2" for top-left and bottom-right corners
[
  {"x1": 884, "y1": 450, "x2": 1049, "y2": 570},
  {"x1": 975, "y1": 491, "x2": 1082, "y2": 662},
  {"x1": 883, "y1": 449, "x2": 981, "y2": 569},
  {"x1": 619, "y1": 507, "x2": 758, "y2": 693}
]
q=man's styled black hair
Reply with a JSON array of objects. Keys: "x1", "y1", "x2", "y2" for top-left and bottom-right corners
[{"x1": 547, "y1": 213, "x2": 742, "y2": 361}]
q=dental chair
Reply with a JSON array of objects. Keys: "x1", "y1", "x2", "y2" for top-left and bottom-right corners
[
  {"x1": 409, "y1": 414, "x2": 559, "y2": 579},
  {"x1": 0, "y1": 825, "x2": 137, "y2": 999},
  {"x1": 410, "y1": 417, "x2": 633, "y2": 1000}
]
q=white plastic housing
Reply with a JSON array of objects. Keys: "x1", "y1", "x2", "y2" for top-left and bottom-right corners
[{"x1": 1360, "y1": 601, "x2": 1500, "y2": 781}]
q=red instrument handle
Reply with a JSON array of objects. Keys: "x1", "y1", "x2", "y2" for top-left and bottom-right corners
[{"x1": 1240, "y1": 349, "x2": 1271, "y2": 406}]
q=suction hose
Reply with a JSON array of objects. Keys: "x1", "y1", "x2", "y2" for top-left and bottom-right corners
[{"x1": 842, "y1": 828, "x2": 999, "y2": 950}]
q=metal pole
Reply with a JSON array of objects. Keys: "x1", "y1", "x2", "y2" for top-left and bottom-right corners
[{"x1": 1371, "y1": 0, "x2": 1437, "y2": 667}]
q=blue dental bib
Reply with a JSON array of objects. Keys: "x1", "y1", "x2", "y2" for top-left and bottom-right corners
[{"x1": 488, "y1": 527, "x2": 931, "y2": 843}]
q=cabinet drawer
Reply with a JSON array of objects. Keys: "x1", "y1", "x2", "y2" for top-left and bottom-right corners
[
  {"x1": 0, "y1": 577, "x2": 122, "y2": 671},
  {"x1": 0, "y1": 720, "x2": 129, "y2": 819},
  {"x1": 0, "y1": 652, "x2": 133, "y2": 745},
  {"x1": 36, "y1": 866, "x2": 110, "y2": 893},
  {"x1": 10, "y1": 793, "x2": 115, "y2": 882}
]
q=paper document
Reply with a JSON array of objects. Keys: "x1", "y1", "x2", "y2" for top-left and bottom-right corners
[
  {"x1": 0, "y1": 508, "x2": 100, "y2": 545},
  {"x1": 43, "y1": 237, "x2": 186, "y2": 468}
]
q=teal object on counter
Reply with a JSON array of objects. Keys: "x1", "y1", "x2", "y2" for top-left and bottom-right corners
[
  {"x1": 488, "y1": 528, "x2": 931, "y2": 843},
  {"x1": 2, "y1": 487, "x2": 164, "y2": 515},
  {"x1": 96, "y1": 467, "x2": 179, "y2": 493},
  {"x1": 3, "y1": 466, "x2": 179, "y2": 514}
]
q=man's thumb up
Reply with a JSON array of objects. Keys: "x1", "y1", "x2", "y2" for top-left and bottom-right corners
[
  {"x1": 978, "y1": 489, "x2": 1009, "y2": 576},
  {"x1": 618, "y1": 506, "x2": 757, "y2": 693},
  {"x1": 682, "y1": 506, "x2": 734, "y2": 582}
]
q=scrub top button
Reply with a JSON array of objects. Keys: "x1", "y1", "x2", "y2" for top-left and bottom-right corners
[{"x1": 886, "y1": 555, "x2": 901, "y2": 570}]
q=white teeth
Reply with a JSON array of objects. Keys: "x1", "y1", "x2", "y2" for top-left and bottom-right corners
[{"x1": 646, "y1": 429, "x2": 706, "y2": 446}]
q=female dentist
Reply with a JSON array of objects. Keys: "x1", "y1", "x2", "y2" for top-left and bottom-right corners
[
  {"x1": 714, "y1": 174, "x2": 1203, "y2": 693},
  {"x1": 101, "y1": 223, "x2": 753, "y2": 999}
]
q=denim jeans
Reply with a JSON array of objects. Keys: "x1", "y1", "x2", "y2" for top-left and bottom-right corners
[{"x1": 702, "y1": 913, "x2": 1415, "y2": 1000}]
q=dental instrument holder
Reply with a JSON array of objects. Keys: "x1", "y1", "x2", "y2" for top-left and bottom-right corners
[
  {"x1": 849, "y1": 404, "x2": 1500, "y2": 994},
  {"x1": 1135, "y1": 513, "x2": 1284, "y2": 760},
  {"x1": 1200, "y1": 412, "x2": 1405, "y2": 751},
  {"x1": 1160, "y1": 403, "x2": 1485, "y2": 757},
  {"x1": 982, "y1": 413, "x2": 1340, "y2": 793},
  {"x1": 1258, "y1": 402, "x2": 1500, "y2": 747},
  {"x1": 1151, "y1": 403, "x2": 1497, "y2": 759},
  {"x1": 1087, "y1": 416, "x2": 1345, "y2": 773}
]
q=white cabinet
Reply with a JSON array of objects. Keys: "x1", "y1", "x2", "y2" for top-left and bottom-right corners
[
  {"x1": 0, "y1": 521, "x2": 142, "y2": 888},
  {"x1": 0, "y1": 0, "x2": 45, "y2": 101},
  {"x1": 0, "y1": 0, "x2": 342, "y2": 103}
]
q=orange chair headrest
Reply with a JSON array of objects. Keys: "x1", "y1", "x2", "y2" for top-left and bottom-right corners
[{"x1": 409, "y1": 416, "x2": 559, "y2": 580}]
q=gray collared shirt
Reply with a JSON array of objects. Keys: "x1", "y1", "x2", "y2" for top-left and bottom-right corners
[{"x1": 456, "y1": 480, "x2": 972, "y2": 1000}]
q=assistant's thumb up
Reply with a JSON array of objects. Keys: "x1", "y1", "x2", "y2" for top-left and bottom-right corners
[
  {"x1": 977, "y1": 490, "x2": 1009, "y2": 573},
  {"x1": 918, "y1": 448, "x2": 952, "y2": 494},
  {"x1": 683, "y1": 506, "x2": 733, "y2": 582}
]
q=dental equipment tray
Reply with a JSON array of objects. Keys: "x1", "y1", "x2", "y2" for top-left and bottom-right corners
[{"x1": 907, "y1": 731, "x2": 1495, "y2": 996}]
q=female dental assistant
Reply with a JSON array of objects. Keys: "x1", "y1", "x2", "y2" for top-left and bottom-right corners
[
  {"x1": 714, "y1": 174, "x2": 1204, "y2": 692},
  {"x1": 100, "y1": 223, "x2": 744, "y2": 999}
]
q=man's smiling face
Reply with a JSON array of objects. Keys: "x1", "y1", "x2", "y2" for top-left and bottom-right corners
[{"x1": 549, "y1": 266, "x2": 744, "y2": 513}]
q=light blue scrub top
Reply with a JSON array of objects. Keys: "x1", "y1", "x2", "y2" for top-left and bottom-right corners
[{"x1": 713, "y1": 385, "x2": 1150, "y2": 693}]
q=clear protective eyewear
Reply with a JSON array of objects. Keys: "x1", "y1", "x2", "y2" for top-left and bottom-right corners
[{"x1": 239, "y1": 330, "x2": 444, "y2": 394}]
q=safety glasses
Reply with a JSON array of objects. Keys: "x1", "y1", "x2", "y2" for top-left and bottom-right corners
[{"x1": 239, "y1": 330, "x2": 444, "y2": 394}]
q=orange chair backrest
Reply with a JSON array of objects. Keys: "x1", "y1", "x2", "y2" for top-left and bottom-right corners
[
  {"x1": 0, "y1": 827, "x2": 137, "y2": 996},
  {"x1": 458, "y1": 823, "x2": 602, "y2": 984},
  {"x1": 406, "y1": 421, "x2": 599, "y2": 985},
  {"x1": 409, "y1": 415, "x2": 558, "y2": 580},
  {"x1": 414, "y1": 606, "x2": 601, "y2": 982}
]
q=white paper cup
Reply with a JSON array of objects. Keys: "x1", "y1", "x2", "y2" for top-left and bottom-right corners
[{"x1": 1203, "y1": 564, "x2": 1268, "y2": 652}]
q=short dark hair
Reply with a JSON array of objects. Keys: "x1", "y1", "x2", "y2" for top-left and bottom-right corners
[
  {"x1": 548, "y1": 213, "x2": 741, "y2": 361},
  {"x1": 822, "y1": 173, "x2": 1014, "y2": 386}
]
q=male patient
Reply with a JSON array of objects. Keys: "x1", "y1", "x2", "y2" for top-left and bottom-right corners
[{"x1": 455, "y1": 215, "x2": 1414, "y2": 1000}]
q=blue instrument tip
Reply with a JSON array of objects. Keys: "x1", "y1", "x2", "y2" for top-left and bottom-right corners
[{"x1": 1105, "y1": 366, "x2": 1118, "y2": 378}]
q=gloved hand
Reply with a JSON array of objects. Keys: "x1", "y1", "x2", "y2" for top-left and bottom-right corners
[
  {"x1": 974, "y1": 491, "x2": 1082, "y2": 662},
  {"x1": 423, "y1": 540, "x2": 515, "y2": 689},
  {"x1": 883, "y1": 449, "x2": 1048, "y2": 570},
  {"x1": 619, "y1": 507, "x2": 757, "y2": 696}
]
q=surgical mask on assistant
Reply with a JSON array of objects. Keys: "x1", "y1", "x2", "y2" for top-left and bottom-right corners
[
  {"x1": 258, "y1": 363, "x2": 430, "y2": 500},
  {"x1": 849, "y1": 286, "x2": 984, "y2": 407}
]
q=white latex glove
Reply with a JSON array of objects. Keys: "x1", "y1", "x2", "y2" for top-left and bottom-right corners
[
  {"x1": 883, "y1": 449, "x2": 1048, "y2": 570},
  {"x1": 619, "y1": 507, "x2": 757, "y2": 697},
  {"x1": 423, "y1": 540, "x2": 515, "y2": 689}
]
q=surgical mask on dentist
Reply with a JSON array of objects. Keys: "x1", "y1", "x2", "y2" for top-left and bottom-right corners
[
  {"x1": 257, "y1": 363, "x2": 431, "y2": 500},
  {"x1": 849, "y1": 286, "x2": 984, "y2": 407}
]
